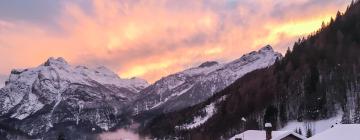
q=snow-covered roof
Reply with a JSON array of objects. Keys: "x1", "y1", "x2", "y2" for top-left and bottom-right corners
[
  {"x1": 307, "y1": 124, "x2": 360, "y2": 140},
  {"x1": 265, "y1": 123, "x2": 272, "y2": 128},
  {"x1": 229, "y1": 130, "x2": 306, "y2": 140}
]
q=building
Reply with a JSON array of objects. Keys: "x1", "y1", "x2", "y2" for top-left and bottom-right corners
[
  {"x1": 229, "y1": 123, "x2": 305, "y2": 140},
  {"x1": 307, "y1": 124, "x2": 360, "y2": 140},
  {"x1": 229, "y1": 130, "x2": 306, "y2": 140}
]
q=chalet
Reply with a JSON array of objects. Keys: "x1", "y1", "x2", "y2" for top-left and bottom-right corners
[
  {"x1": 307, "y1": 124, "x2": 360, "y2": 140},
  {"x1": 229, "y1": 123, "x2": 306, "y2": 140}
]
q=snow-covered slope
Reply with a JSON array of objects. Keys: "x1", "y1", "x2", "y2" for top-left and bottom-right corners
[
  {"x1": 280, "y1": 110, "x2": 343, "y2": 136},
  {"x1": 132, "y1": 45, "x2": 282, "y2": 115},
  {"x1": 6, "y1": 57, "x2": 148, "y2": 93},
  {"x1": 0, "y1": 57, "x2": 148, "y2": 136},
  {"x1": 176, "y1": 103, "x2": 216, "y2": 130},
  {"x1": 307, "y1": 124, "x2": 360, "y2": 140}
]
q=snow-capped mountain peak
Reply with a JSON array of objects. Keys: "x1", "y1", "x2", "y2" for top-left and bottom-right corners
[
  {"x1": 6, "y1": 57, "x2": 148, "y2": 93},
  {"x1": 0, "y1": 57, "x2": 149, "y2": 136},
  {"x1": 133, "y1": 45, "x2": 282, "y2": 114},
  {"x1": 259, "y1": 44, "x2": 274, "y2": 52},
  {"x1": 43, "y1": 57, "x2": 69, "y2": 66}
]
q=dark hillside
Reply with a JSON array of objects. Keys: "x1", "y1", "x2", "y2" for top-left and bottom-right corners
[{"x1": 141, "y1": 1, "x2": 360, "y2": 139}]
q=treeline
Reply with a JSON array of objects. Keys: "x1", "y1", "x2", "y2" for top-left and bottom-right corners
[{"x1": 141, "y1": 1, "x2": 360, "y2": 139}]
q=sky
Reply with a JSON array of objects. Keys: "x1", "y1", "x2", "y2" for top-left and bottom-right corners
[{"x1": 0, "y1": 0, "x2": 353, "y2": 86}]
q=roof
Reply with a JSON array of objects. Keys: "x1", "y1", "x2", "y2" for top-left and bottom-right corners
[
  {"x1": 229, "y1": 130, "x2": 306, "y2": 140},
  {"x1": 265, "y1": 123, "x2": 272, "y2": 127},
  {"x1": 307, "y1": 124, "x2": 360, "y2": 140}
]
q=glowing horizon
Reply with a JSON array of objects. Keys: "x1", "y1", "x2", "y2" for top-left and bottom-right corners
[{"x1": 0, "y1": 0, "x2": 352, "y2": 85}]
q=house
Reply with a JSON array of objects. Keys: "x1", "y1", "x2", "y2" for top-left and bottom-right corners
[
  {"x1": 229, "y1": 130, "x2": 306, "y2": 140},
  {"x1": 307, "y1": 124, "x2": 360, "y2": 140},
  {"x1": 229, "y1": 123, "x2": 306, "y2": 140}
]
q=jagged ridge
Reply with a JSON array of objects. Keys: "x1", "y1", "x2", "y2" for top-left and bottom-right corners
[
  {"x1": 0, "y1": 57, "x2": 149, "y2": 137},
  {"x1": 132, "y1": 45, "x2": 282, "y2": 116}
]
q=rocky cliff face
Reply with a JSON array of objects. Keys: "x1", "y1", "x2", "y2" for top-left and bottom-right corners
[
  {"x1": 0, "y1": 57, "x2": 148, "y2": 137},
  {"x1": 142, "y1": 2, "x2": 360, "y2": 139},
  {"x1": 132, "y1": 45, "x2": 282, "y2": 116}
]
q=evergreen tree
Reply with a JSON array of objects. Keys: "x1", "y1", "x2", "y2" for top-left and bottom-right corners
[
  {"x1": 355, "y1": 110, "x2": 360, "y2": 123},
  {"x1": 285, "y1": 47, "x2": 292, "y2": 58},
  {"x1": 354, "y1": 100, "x2": 360, "y2": 123},
  {"x1": 264, "y1": 105, "x2": 278, "y2": 127},
  {"x1": 57, "y1": 132, "x2": 65, "y2": 140},
  {"x1": 342, "y1": 107, "x2": 351, "y2": 124},
  {"x1": 294, "y1": 128, "x2": 303, "y2": 136},
  {"x1": 298, "y1": 128, "x2": 303, "y2": 136},
  {"x1": 279, "y1": 102, "x2": 287, "y2": 125},
  {"x1": 306, "y1": 128, "x2": 312, "y2": 138}
]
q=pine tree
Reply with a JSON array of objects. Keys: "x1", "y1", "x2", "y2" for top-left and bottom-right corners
[
  {"x1": 355, "y1": 110, "x2": 360, "y2": 123},
  {"x1": 354, "y1": 100, "x2": 360, "y2": 123},
  {"x1": 306, "y1": 128, "x2": 312, "y2": 138},
  {"x1": 294, "y1": 128, "x2": 303, "y2": 136},
  {"x1": 57, "y1": 132, "x2": 65, "y2": 140},
  {"x1": 285, "y1": 47, "x2": 291, "y2": 58},
  {"x1": 342, "y1": 108, "x2": 351, "y2": 124},
  {"x1": 336, "y1": 11, "x2": 342, "y2": 20}
]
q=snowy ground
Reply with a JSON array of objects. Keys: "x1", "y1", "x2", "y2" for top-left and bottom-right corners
[
  {"x1": 307, "y1": 124, "x2": 360, "y2": 140},
  {"x1": 280, "y1": 111, "x2": 343, "y2": 135},
  {"x1": 176, "y1": 103, "x2": 216, "y2": 130},
  {"x1": 228, "y1": 112, "x2": 343, "y2": 140},
  {"x1": 229, "y1": 130, "x2": 290, "y2": 140}
]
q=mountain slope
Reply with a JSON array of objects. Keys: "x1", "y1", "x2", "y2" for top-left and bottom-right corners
[
  {"x1": 131, "y1": 46, "x2": 282, "y2": 117},
  {"x1": 142, "y1": 1, "x2": 360, "y2": 139},
  {"x1": 0, "y1": 57, "x2": 148, "y2": 137}
]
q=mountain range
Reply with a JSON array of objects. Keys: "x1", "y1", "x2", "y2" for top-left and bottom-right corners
[
  {"x1": 0, "y1": 57, "x2": 148, "y2": 139},
  {"x1": 0, "y1": 46, "x2": 281, "y2": 139},
  {"x1": 130, "y1": 45, "x2": 281, "y2": 122},
  {"x1": 2, "y1": 1, "x2": 360, "y2": 140},
  {"x1": 141, "y1": 1, "x2": 360, "y2": 139}
]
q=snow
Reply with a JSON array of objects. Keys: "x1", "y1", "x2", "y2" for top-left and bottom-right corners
[
  {"x1": 173, "y1": 85, "x2": 194, "y2": 97},
  {"x1": 1, "y1": 57, "x2": 149, "y2": 123},
  {"x1": 182, "y1": 45, "x2": 279, "y2": 80},
  {"x1": 307, "y1": 124, "x2": 360, "y2": 140},
  {"x1": 182, "y1": 63, "x2": 222, "y2": 76},
  {"x1": 176, "y1": 103, "x2": 216, "y2": 130},
  {"x1": 7, "y1": 57, "x2": 148, "y2": 94},
  {"x1": 265, "y1": 123, "x2": 272, "y2": 127},
  {"x1": 167, "y1": 79, "x2": 185, "y2": 90},
  {"x1": 226, "y1": 46, "x2": 281, "y2": 81},
  {"x1": 150, "y1": 85, "x2": 194, "y2": 109},
  {"x1": 228, "y1": 130, "x2": 305, "y2": 140},
  {"x1": 2, "y1": 88, "x2": 25, "y2": 115},
  {"x1": 76, "y1": 101, "x2": 84, "y2": 125},
  {"x1": 141, "y1": 45, "x2": 282, "y2": 112},
  {"x1": 10, "y1": 92, "x2": 44, "y2": 120},
  {"x1": 280, "y1": 111, "x2": 343, "y2": 135}
]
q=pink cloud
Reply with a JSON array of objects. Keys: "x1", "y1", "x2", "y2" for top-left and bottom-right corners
[{"x1": 0, "y1": 0, "x2": 352, "y2": 83}]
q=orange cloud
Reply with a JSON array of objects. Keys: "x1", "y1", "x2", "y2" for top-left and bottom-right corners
[{"x1": 0, "y1": 0, "x2": 352, "y2": 84}]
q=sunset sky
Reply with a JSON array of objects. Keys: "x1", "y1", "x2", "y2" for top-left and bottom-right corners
[{"x1": 0, "y1": 0, "x2": 352, "y2": 86}]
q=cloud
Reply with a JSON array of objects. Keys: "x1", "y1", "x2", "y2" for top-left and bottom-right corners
[{"x1": 0, "y1": 0, "x2": 353, "y2": 83}]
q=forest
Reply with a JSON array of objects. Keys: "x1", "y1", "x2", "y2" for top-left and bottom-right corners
[{"x1": 142, "y1": 1, "x2": 360, "y2": 139}]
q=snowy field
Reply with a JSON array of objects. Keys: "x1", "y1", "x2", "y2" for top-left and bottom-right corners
[{"x1": 280, "y1": 111, "x2": 343, "y2": 135}]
